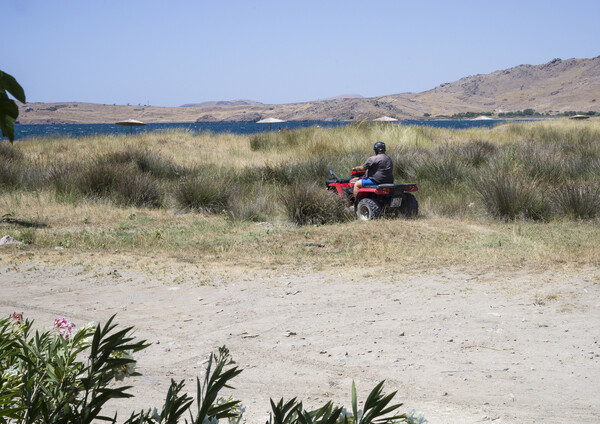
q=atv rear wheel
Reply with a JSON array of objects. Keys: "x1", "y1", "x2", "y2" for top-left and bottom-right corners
[
  {"x1": 399, "y1": 193, "x2": 418, "y2": 218},
  {"x1": 356, "y1": 198, "x2": 382, "y2": 220}
]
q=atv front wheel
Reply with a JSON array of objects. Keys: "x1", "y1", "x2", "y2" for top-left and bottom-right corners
[
  {"x1": 356, "y1": 198, "x2": 382, "y2": 220},
  {"x1": 399, "y1": 193, "x2": 418, "y2": 218}
]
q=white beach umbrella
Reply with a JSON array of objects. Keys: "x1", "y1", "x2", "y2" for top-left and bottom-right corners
[
  {"x1": 256, "y1": 117, "x2": 285, "y2": 132},
  {"x1": 115, "y1": 119, "x2": 147, "y2": 135},
  {"x1": 569, "y1": 114, "x2": 590, "y2": 120},
  {"x1": 471, "y1": 115, "x2": 493, "y2": 127},
  {"x1": 373, "y1": 116, "x2": 398, "y2": 122}
]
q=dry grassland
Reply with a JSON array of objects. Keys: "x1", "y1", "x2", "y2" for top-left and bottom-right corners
[{"x1": 2, "y1": 119, "x2": 600, "y2": 277}]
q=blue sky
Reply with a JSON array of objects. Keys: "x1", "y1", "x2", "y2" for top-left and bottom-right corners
[{"x1": 5, "y1": 0, "x2": 600, "y2": 107}]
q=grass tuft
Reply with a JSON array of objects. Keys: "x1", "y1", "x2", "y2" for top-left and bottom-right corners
[
  {"x1": 76, "y1": 161, "x2": 163, "y2": 208},
  {"x1": 279, "y1": 182, "x2": 352, "y2": 226},
  {"x1": 475, "y1": 164, "x2": 550, "y2": 221},
  {"x1": 551, "y1": 183, "x2": 600, "y2": 219},
  {"x1": 103, "y1": 147, "x2": 187, "y2": 179},
  {"x1": 173, "y1": 174, "x2": 231, "y2": 213}
]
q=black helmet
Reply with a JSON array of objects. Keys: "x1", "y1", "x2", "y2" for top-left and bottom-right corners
[{"x1": 373, "y1": 141, "x2": 386, "y2": 154}]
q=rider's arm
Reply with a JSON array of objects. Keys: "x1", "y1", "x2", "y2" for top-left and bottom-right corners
[{"x1": 352, "y1": 165, "x2": 366, "y2": 172}]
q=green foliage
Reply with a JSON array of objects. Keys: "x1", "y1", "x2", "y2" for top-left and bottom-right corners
[
  {"x1": 551, "y1": 183, "x2": 600, "y2": 219},
  {"x1": 0, "y1": 143, "x2": 25, "y2": 191},
  {"x1": 0, "y1": 70, "x2": 26, "y2": 143},
  {"x1": 349, "y1": 380, "x2": 404, "y2": 424},
  {"x1": 455, "y1": 140, "x2": 497, "y2": 168},
  {"x1": 555, "y1": 110, "x2": 598, "y2": 117},
  {"x1": 449, "y1": 111, "x2": 493, "y2": 119},
  {"x1": 266, "y1": 381, "x2": 407, "y2": 424},
  {"x1": 225, "y1": 187, "x2": 272, "y2": 222},
  {"x1": 1, "y1": 314, "x2": 425, "y2": 424},
  {"x1": 0, "y1": 143, "x2": 24, "y2": 161},
  {"x1": 411, "y1": 152, "x2": 470, "y2": 188},
  {"x1": 474, "y1": 164, "x2": 550, "y2": 221},
  {"x1": 103, "y1": 149, "x2": 187, "y2": 180},
  {"x1": 5, "y1": 122, "x2": 600, "y2": 223},
  {"x1": 497, "y1": 109, "x2": 543, "y2": 118},
  {"x1": 173, "y1": 174, "x2": 231, "y2": 213},
  {"x1": 279, "y1": 183, "x2": 353, "y2": 226},
  {"x1": 125, "y1": 346, "x2": 243, "y2": 424},
  {"x1": 0, "y1": 314, "x2": 148, "y2": 424}
]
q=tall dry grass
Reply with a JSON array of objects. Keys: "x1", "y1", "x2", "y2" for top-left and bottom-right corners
[
  {"x1": 2, "y1": 119, "x2": 600, "y2": 268},
  {"x1": 4, "y1": 120, "x2": 600, "y2": 220}
]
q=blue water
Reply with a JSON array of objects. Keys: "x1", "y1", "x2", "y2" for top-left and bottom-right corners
[{"x1": 9, "y1": 120, "x2": 502, "y2": 141}]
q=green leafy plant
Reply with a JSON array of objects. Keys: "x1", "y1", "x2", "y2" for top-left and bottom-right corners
[
  {"x1": 265, "y1": 381, "x2": 415, "y2": 424},
  {"x1": 122, "y1": 346, "x2": 243, "y2": 424},
  {"x1": 346, "y1": 381, "x2": 404, "y2": 424},
  {"x1": 1, "y1": 314, "x2": 425, "y2": 424},
  {"x1": 0, "y1": 70, "x2": 26, "y2": 143},
  {"x1": 0, "y1": 314, "x2": 148, "y2": 424}
]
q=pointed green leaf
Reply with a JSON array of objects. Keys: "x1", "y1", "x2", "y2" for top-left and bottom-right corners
[
  {"x1": 0, "y1": 71, "x2": 26, "y2": 103},
  {"x1": 0, "y1": 112, "x2": 15, "y2": 142},
  {"x1": 351, "y1": 380, "x2": 358, "y2": 424}
]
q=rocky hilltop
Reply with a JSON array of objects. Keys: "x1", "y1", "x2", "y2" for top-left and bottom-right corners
[{"x1": 17, "y1": 57, "x2": 600, "y2": 124}]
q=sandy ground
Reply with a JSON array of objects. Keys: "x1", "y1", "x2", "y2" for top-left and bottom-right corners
[{"x1": 1, "y1": 258, "x2": 599, "y2": 424}]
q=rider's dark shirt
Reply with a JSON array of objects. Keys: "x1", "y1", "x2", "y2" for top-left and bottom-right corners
[{"x1": 363, "y1": 153, "x2": 394, "y2": 184}]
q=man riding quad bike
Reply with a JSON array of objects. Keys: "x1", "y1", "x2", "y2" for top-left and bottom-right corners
[{"x1": 326, "y1": 141, "x2": 418, "y2": 220}]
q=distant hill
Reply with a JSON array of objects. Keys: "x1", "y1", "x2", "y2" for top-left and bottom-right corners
[
  {"x1": 180, "y1": 99, "x2": 263, "y2": 107},
  {"x1": 399, "y1": 56, "x2": 600, "y2": 116},
  {"x1": 322, "y1": 94, "x2": 365, "y2": 101},
  {"x1": 17, "y1": 57, "x2": 600, "y2": 124}
]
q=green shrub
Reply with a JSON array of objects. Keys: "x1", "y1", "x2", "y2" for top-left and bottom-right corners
[
  {"x1": 475, "y1": 165, "x2": 550, "y2": 220},
  {"x1": 226, "y1": 188, "x2": 272, "y2": 222},
  {"x1": 411, "y1": 153, "x2": 470, "y2": 188},
  {"x1": 551, "y1": 183, "x2": 600, "y2": 219},
  {"x1": 389, "y1": 147, "x2": 423, "y2": 181},
  {"x1": 173, "y1": 174, "x2": 231, "y2": 213},
  {"x1": 16, "y1": 227, "x2": 36, "y2": 244},
  {"x1": 423, "y1": 187, "x2": 478, "y2": 218},
  {"x1": 0, "y1": 314, "x2": 148, "y2": 423},
  {"x1": 0, "y1": 157, "x2": 21, "y2": 190},
  {"x1": 249, "y1": 133, "x2": 277, "y2": 151},
  {"x1": 48, "y1": 162, "x2": 82, "y2": 201},
  {"x1": 256, "y1": 163, "x2": 294, "y2": 185},
  {"x1": 76, "y1": 160, "x2": 120, "y2": 197},
  {"x1": 103, "y1": 148, "x2": 187, "y2": 179},
  {"x1": 1, "y1": 313, "x2": 425, "y2": 424},
  {"x1": 0, "y1": 143, "x2": 24, "y2": 162},
  {"x1": 266, "y1": 380, "x2": 409, "y2": 424},
  {"x1": 279, "y1": 183, "x2": 352, "y2": 226},
  {"x1": 76, "y1": 161, "x2": 164, "y2": 208},
  {"x1": 0, "y1": 314, "x2": 248, "y2": 424},
  {"x1": 114, "y1": 172, "x2": 164, "y2": 208},
  {"x1": 456, "y1": 140, "x2": 497, "y2": 168}
]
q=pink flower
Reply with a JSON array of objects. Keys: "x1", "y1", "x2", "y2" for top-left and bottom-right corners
[
  {"x1": 54, "y1": 317, "x2": 72, "y2": 339},
  {"x1": 10, "y1": 312, "x2": 23, "y2": 325}
]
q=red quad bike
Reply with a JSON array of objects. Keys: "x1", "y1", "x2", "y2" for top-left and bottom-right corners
[{"x1": 326, "y1": 169, "x2": 419, "y2": 220}]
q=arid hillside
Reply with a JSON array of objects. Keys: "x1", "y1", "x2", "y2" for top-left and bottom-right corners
[
  {"x1": 17, "y1": 57, "x2": 600, "y2": 124},
  {"x1": 403, "y1": 56, "x2": 600, "y2": 116}
]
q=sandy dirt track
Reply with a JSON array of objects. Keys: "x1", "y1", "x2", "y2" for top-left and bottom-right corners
[{"x1": 1, "y1": 260, "x2": 599, "y2": 423}]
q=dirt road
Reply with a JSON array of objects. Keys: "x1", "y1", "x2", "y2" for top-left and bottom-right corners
[{"x1": 1, "y1": 258, "x2": 598, "y2": 423}]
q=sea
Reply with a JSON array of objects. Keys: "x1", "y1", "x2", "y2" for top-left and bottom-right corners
[{"x1": 10, "y1": 119, "x2": 502, "y2": 142}]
